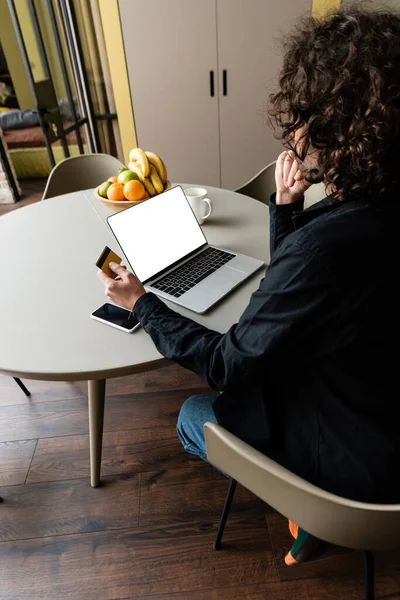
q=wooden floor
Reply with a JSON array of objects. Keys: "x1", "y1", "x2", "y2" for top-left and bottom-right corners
[
  {"x1": 0, "y1": 177, "x2": 46, "y2": 216},
  {"x1": 1, "y1": 180, "x2": 400, "y2": 599}
]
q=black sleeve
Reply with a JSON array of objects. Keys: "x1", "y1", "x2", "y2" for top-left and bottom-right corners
[
  {"x1": 133, "y1": 237, "x2": 338, "y2": 392},
  {"x1": 269, "y1": 193, "x2": 304, "y2": 257}
]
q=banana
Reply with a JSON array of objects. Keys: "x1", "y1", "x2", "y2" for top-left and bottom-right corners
[
  {"x1": 129, "y1": 148, "x2": 150, "y2": 178},
  {"x1": 149, "y1": 164, "x2": 164, "y2": 194},
  {"x1": 145, "y1": 151, "x2": 167, "y2": 184},
  {"x1": 129, "y1": 161, "x2": 156, "y2": 196}
]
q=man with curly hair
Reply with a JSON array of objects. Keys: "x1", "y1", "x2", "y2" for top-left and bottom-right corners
[{"x1": 97, "y1": 7, "x2": 400, "y2": 564}]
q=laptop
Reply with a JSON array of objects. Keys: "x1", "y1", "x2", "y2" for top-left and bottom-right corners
[{"x1": 106, "y1": 185, "x2": 264, "y2": 314}]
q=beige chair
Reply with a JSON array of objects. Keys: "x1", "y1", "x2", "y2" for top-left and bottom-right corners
[
  {"x1": 235, "y1": 160, "x2": 327, "y2": 207},
  {"x1": 235, "y1": 160, "x2": 277, "y2": 205},
  {"x1": 304, "y1": 180, "x2": 328, "y2": 208},
  {"x1": 42, "y1": 153, "x2": 126, "y2": 200},
  {"x1": 205, "y1": 421, "x2": 400, "y2": 600}
]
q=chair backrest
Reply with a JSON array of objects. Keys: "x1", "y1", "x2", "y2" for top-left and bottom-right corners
[
  {"x1": 235, "y1": 161, "x2": 328, "y2": 208},
  {"x1": 42, "y1": 153, "x2": 126, "y2": 200},
  {"x1": 304, "y1": 181, "x2": 327, "y2": 207},
  {"x1": 235, "y1": 161, "x2": 276, "y2": 205},
  {"x1": 204, "y1": 422, "x2": 400, "y2": 551}
]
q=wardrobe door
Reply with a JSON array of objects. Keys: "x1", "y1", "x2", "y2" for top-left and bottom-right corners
[
  {"x1": 217, "y1": 0, "x2": 311, "y2": 190},
  {"x1": 119, "y1": 0, "x2": 221, "y2": 187}
]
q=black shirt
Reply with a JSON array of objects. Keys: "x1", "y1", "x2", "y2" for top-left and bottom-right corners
[{"x1": 133, "y1": 193, "x2": 400, "y2": 503}]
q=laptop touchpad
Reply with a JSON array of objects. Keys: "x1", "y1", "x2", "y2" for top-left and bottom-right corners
[{"x1": 199, "y1": 266, "x2": 245, "y2": 293}]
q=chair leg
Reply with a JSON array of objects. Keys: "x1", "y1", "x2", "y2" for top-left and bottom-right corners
[
  {"x1": 363, "y1": 550, "x2": 375, "y2": 600},
  {"x1": 13, "y1": 377, "x2": 31, "y2": 397},
  {"x1": 213, "y1": 478, "x2": 237, "y2": 550}
]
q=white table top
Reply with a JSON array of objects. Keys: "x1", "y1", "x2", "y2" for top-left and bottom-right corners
[{"x1": 0, "y1": 185, "x2": 269, "y2": 380}]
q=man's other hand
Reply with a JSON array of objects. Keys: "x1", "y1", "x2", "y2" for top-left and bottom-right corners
[
  {"x1": 275, "y1": 150, "x2": 312, "y2": 205},
  {"x1": 96, "y1": 262, "x2": 146, "y2": 311}
]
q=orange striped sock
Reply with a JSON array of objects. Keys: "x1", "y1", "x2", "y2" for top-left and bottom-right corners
[
  {"x1": 285, "y1": 528, "x2": 328, "y2": 566},
  {"x1": 285, "y1": 550, "x2": 297, "y2": 566},
  {"x1": 288, "y1": 520, "x2": 299, "y2": 539}
]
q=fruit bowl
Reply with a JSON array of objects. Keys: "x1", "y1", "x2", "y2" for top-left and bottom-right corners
[{"x1": 95, "y1": 180, "x2": 171, "y2": 209}]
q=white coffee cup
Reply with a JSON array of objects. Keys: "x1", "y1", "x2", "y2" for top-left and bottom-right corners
[{"x1": 184, "y1": 187, "x2": 213, "y2": 225}]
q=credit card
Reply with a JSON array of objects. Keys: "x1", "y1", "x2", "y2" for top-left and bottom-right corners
[{"x1": 96, "y1": 246, "x2": 122, "y2": 278}]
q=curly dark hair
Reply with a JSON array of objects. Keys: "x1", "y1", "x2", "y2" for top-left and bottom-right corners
[{"x1": 269, "y1": 6, "x2": 400, "y2": 202}]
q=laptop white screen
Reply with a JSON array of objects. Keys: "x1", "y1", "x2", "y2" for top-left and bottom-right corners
[{"x1": 107, "y1": 185, "x2": 207, "y2": 283}]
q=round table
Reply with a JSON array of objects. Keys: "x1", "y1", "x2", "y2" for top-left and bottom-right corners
[{"x1": 0, "y1": 184, "x2": 269, "y2": 486}]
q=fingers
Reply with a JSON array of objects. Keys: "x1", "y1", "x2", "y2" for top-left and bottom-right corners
[
  {"x1": 287, "y1": 157, "x2": 299, "y2": 187},
  {"x1": 96, "y1": 269, "x2": 113, "y2": 286},
  {"x1": 276, "y1": 151, "x2": 286, "y2": 171},
  {"x1": 280, "y1": 150, "x2": 298, "y2": 187},
  {"x1": 275, "y1": 152, "x2": 285, "y2": 179},
  {"x1": 275, "y1": 151, "x2": 290, "y2": 188},
  {"x1": 104, "y1": 278, "x2": 119, "y2": 302},
  {"x1": 280, "y1": 150, "x2": 303, "y2": 188},
  {"x1": 109, "y1": 262, "x2": 128, "y2": 277},
  {"x1": 283, "y1": 151, "x2": 293, "y2": 188}
]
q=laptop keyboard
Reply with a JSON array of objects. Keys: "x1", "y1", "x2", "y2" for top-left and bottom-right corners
[{"x1": 151, "y1": 247, "x2": 235, "y2": 298}]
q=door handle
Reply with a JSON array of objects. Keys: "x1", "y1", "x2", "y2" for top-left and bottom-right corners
[
  {"x1": 210, "y1": 71, "x2": 215, "y2": 97},
  {"x1": 223, "y1": 70, "x2": 227, "y2": 96}
]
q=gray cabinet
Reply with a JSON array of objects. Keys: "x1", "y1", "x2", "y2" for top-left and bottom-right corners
[{"x1": 119, "y1": 0, "x2": 311, "y2": 189}]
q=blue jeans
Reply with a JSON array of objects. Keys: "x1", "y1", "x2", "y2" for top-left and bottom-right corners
[{"x1": 177, "y1": 394, "x2": 218, "y2": 461}]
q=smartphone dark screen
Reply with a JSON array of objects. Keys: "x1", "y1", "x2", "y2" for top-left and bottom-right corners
[{"x1": 92, "y1": 303, "x2": 139, "y2": 330}]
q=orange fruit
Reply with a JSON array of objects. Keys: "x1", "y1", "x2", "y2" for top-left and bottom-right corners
[
  {"x1": 107, "y1": 183, "x2": 126, "y2": 201},
  {"x1": 141, "y1": 190, "x2": 150, "y2": 199},
  {"x1": 124, "y1": 179, "x2": 145, "y2": 201},
  {"x1": 108, "y1": 175, "x2": 118, "y2": 183}
]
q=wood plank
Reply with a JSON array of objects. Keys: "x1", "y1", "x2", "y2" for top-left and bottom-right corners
[
  {"x1": 0, "y1": 196, "x2": 38, "y2": 215},
  {"x1": 0, "y1": 374, "x2": 87, "y2": 407},
  {"x1": 0, "y1": 473, "x2": 139, "y2": 542},
  {"x1": 20, "y1": 177, "x2": 47, "y2": 197},
  {"x1": 0, "y1": 387, "x2": 209, "y2": 442},
  {"x1": 0, "y1": 519, "x2": 277, "y2": 599},
  {"x1": 267, "y1": 512, "x2": 400, "y2": 582},
  {"x1": 139, "y1": 463, "x2": 270, "y2": 527},
  {"x1": 304, "y1": 575, "x2": 400, "y2": 599},
  {"x1": 120, "y1": 579, "x2": 308, "y2": 599},
  {"x1": 0, "y1": 178, "x2": 45, "y2": 212},
  {"x1": 0, "y1": 395, "x2": 89, "y2": 442},
  {"x1": 27, "y1": 426, "x2": 198, "y2": 484},
  {"x1": 0, "y1": 177, "x2": 44, "y2": 216},
  {"x1": 0, "y1": 439, "x2": 37, "y2": 485},
  {"x1": 0, "y1": 364, "x2": 206, "y2": 407},
  {"x1": 373, "y1": 547, "x2": 400, "y2": 578},
  {"x1": 105, "y1": 364, "x2": 207, "y2": 396}
]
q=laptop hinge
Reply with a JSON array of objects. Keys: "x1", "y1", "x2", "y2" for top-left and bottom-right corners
[{"x1": 143, "y1": 242, "x2": 208, "y2": 285}]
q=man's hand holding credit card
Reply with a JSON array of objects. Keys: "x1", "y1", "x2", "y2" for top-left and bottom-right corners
[
  {"x1": 93, "y1": 246, "x2": 140, "y2": 332},
  {"x1": 96, "y1": 246, "x2": 122, "y2": 278},
  {"x1": 93, "y1": 245, "x2": 146, "y2": 332}
]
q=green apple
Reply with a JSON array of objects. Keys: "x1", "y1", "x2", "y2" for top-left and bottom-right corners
[
  {"x1": 98, "y1": 181, "x2": 112, "y2": 198},
  {"x1": 118, "y1": 167, "x2": 128, "y2": 174},
  {"x1": 118, "y1": 169, "x2": 139, "y2": 185}
]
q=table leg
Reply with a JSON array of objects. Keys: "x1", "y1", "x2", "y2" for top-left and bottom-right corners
[{"x1": 88, "y1": 379, "x2": 106, "y2": 487}]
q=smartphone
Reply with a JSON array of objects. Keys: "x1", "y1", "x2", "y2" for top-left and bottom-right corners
[{"x1": 90, "y1": 303, "x2": 141, "y2": 333}]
